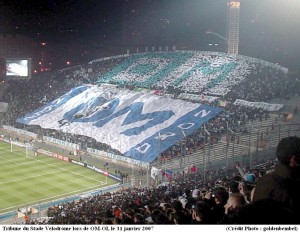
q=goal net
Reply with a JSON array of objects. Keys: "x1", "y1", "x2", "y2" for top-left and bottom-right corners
[{"x1": 10, "y1": 141, "x2": 36, "y2": 157}]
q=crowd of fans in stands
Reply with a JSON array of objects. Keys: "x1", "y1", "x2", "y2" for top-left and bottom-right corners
[
  {"x1": 24, "y1": 159, "x2": 270, "y2": 225},
  {"x1": 23, "y1": 135, "x2": 300, "y2": 225},
  {"x1": 1, "y1": 51, "x2": 297, "y2": 126},
  {"x1": 1, "y1": 51, "x2": 300, "y2": 225},
  {"x1": 1, "y1": 51, "x2": 296, "y2": 162}
]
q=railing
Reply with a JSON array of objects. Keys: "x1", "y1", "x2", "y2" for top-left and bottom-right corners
[
  {"x1": 1, "y1": 115, "x2": 299, "y2": 223},
  {"x1": 155, "y1": 119, "x2": 300, "y2": 174}
]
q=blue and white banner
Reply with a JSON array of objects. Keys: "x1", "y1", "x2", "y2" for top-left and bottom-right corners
[
  {"x1": 233, "y1": 99, "x2": 284, "y2": 112},
  {"x1": 17, "y1": 85, "x2": 222, "y2": 162}
]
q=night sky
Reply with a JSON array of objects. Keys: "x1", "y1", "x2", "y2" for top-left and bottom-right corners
[
  {"x1": 0, "y1": 0, "x2": 300, "y2": 71},
  {"x1": 0, "y1": 0, "x2": 122, "y2": 41}
]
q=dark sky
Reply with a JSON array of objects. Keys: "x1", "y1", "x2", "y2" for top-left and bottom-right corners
[
  {"x1": 0, "y1": 0, "x2": 122, "y2": 41},
  {"x1": 1, "y1": 0, "x2": 300, "y2": 70}
]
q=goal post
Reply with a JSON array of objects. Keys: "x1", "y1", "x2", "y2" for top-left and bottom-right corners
[{"x1": 10, "y1": 140, "x2": 35, "y2": 157}]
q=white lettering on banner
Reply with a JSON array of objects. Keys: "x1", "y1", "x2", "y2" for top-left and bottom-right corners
[
  {"x1": 25, "y1": 105, "x2": 54, "y2": 121},
  {"x1": 194, "y1": 109, "x2": 211, "y2": 118},
  {"x1": 233, "y1": 99, "x2": 284, "y2": 112},
  {"x1": 61, "y1": 147, "x2": 150, "y2": 167},
  {"x1": 86, "y1": 165, "x2": 104, "y2": 174},
  {"x1": 135, "y1": 143, "x2": 151, "y2": 154},
  {"x1": 178, "y1": 123, "x2": 195, "y2": 130},
  {"x1": 178, "y1": 93, "x2": 219, "y2": 103},
  {"x1": 18, "y1": 86, "x2": 206, "y2": 154},
  {"x1": 155, "y1": 132, "x2": 176, "y2": 141},
  {"x1": 94, "y1": 167, "x2": 103, "y2": 173},
  {"x1": 71, "y1": 160, "x2": 85, "y2": 166},
  {"x1": 3, "y1": 125, "x2": 37, "y2": 138},
  {"x1": 87, "y1": 164, "x2": 94, "y2": 170},
  {"x1": 44, "y1": 136, "x2": 79, "y2": 150},
  {"x1": 17, "y1": 85, "x2": 222, "y2": 162}
]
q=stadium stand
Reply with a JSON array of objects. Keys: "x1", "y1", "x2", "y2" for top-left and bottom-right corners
[{"x1": 0, "y1": 51, "x2": 300, "y2": 224}]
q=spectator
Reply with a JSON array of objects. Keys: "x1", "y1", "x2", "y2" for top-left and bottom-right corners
[
  {"x1": 205, "y1": 186, "x2": 229, "y2": 223},
  {"x1": 133, "y1": 213, "x2": 145, "y2": 224},
  {"x1": 169, "y1": 199, "x2": 191, "y2": 224},
  {"x1": 235, "y1": 162, "x2": 256, "y2": 184},
  {"x1": 191, "y1": 201, "x2": 211, "y2": 224},
  {"x1": 224, "y1": 193, "x2": 247, "y2": 221},
  {"x1": 238, "y1": 181, "x2": 255, "y2": 204},
  {"x1": 122, "y1": 208, "x2": 135, "y2": 224},
  {"x1": 253, "y1": 136, "x2": 300, "y2": 214},
  {"x1": 227, "y1": 198, "x2": 297, "y2": 224}
]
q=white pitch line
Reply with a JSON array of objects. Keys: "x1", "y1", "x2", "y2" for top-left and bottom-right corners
[
  {"x1": 0, "y1": 149, "x2": 47, "y2": 164},
  {"x1": 0, "y1": 147, "x2": 107, "y2": 184},
  {"x1": 0, "y1": 154, "x2": 42, "y2": 184},
  {"x1": 0, "y1": 156, "x2": 39, "y2": 166},
  {"x1": 0, "y1": 153, "x2": 34, "y2": 165},
  {"x1": 0, "y1": 183, "x2": 106, "y2": 213},
  {"x1": 0, "y1": 170, "x2": 63, "y2": 184},
  {"x1": 0, "y1": 143, "x2": 110, "y2": 214},
  {"x1": 0, "y1": 153, "x2": 47, "y2": 183}
]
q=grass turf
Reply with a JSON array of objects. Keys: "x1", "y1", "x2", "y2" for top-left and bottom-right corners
[{"x1": 0, "y1": 141, "x2": 116, "y2": 214}]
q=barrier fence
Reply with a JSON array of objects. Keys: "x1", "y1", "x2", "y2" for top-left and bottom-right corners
[{"x1": 1, "y1": 120, "x2": 300, "y2": 223}]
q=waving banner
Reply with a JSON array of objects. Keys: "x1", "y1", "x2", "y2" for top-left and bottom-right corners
[{"x1": 17, "y1": 85, "x2": 222, "y2": 162}]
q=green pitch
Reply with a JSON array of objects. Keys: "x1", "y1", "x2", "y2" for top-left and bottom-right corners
[{"x1": 0, "y1": 142, "x2": 116, "y2": 214}]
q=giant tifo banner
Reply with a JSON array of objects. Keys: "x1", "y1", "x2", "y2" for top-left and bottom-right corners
[
  {"x1": 233, "y1": 99, "x2": 284, "y2": 112},
  {"x1": 17, "y1": 85, "x2": 222, "y2": 162}
]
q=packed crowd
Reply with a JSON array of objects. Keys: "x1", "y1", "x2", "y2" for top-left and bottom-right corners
[
  {"x1": 26, "y1": 99, "x2": 270, "y2": 164},
  {"x1": 0, "y1": 51, "x2": 297, "y2": 164},
  {"x1": 96, "y1": 51, "x2": 290, "y2": 98},
  {"x1": 159, "y1": 103, "x2": 270, "y2": 162},
  {"x1": 1, "y1": 51, "x2": 299, "y2": 225},
  {"x1": 1, "y1": 51, "x2": 296, "y2": 127},
  {"x1": 226, "y1": 63, "x2": 298, "y2": 102},
  {"x1": 23, "y1": 136, "x2": 300, "y2": 224},
  {"x1": 0, "y1": 56, "x2": 125, "y2": 125}
]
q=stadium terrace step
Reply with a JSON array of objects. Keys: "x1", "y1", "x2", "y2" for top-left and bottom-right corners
[{"x1": 156, "y1": 114, "x2": 300, "y2": 172}]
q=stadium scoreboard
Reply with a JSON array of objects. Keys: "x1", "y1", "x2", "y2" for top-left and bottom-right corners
[{"x1": 4, "y1": 58, "x2": 32, "y2": 80}]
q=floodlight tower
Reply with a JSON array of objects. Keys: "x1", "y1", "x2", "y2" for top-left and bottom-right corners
[{"x1": 227, "y1": 0, "x2": 240, "y2": 54}]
